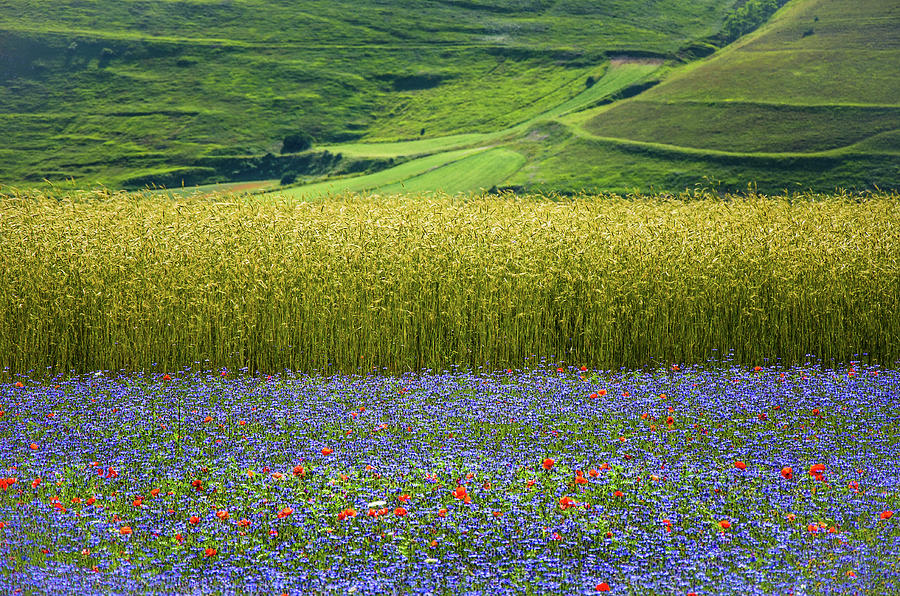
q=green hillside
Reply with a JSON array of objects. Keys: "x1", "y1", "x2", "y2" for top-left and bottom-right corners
[
  {"x1": 2, "y1": 0, "x2": 897, "y2": 193},
  {"x1": 557, "y1": 0, "x2": 900, "y2": 192},
  {"x1": 0, "y1": 0, "x2": 733, "y2": 188}
]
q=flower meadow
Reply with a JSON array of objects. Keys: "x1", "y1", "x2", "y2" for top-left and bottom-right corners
[{"x1": 1, "y1": 362, "x2": 898, "y2": 595}]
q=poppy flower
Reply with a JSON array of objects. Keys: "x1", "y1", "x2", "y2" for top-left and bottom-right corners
[
  {"x1": 162, "y1": 374, "x2": 172, "y2": 381},
  {"x1": 734, "y1": 461, "x2": 747, "y2": 470},
  {"x1": 132, "y1": 497, "x2": 142, "y2": 507},
  {"x1": 215, "y1": 510, "x2": 229, "y2": 520},
  {"x1": 277, "y1": 507, "x2": 293, "y2": 519},
  {"x1": 394, "y1": 507, "x2": 407, "y2": 517},
  {"x1": 588, "y1": 469, "x2": 599, "y2": 478},
  {"x1": 292, "y1": 465, "x2": 305, "y2": 477},
  {"x1": 367, "y1": 508, "x2": 377, "y2": 517},
  {"x1": 542, "y1": 458, "x2": 555, "y2": 471},
  {"x1": 397, "y1": 494, "x2": 410, "y2": 503},
  {"x1": 719, "y1": 520, "x2": 731, "y2": 530},
  {"x1": 575, "y1": 475, "x2": 588, "y2": 485},
  {"x1": 202, "y1": 416, "x2": 212, "y2": 423},
  {"x1": 237, "y1": 519, "x2": 251, "y2": 527},
  {"x1": 85, "y1": 497, "x2": 95, "y2": 506},
  {"x1": 321, "y1": 448, "x2": 333, "y2": 456},
  {"x1": 613, "y1": 490, "x2": 624, "y2": 498},
  {"x1": 558, "y1": 496, "x2": 575, "y2": 510},
  {"x1": 666, "y1": 416, "x2": 674, "y2": 426},
  {"x1": 452, "y1": 486, "x2": 467, "y2": 500},
  {"x1": 881, "y1": 511, "x2": 894, "y2": 520},
  {"x1": 809, "y1": 463, "x2": 825, "y2": 476},
  {"x1": 204, "y1": 547, "x2": 217, "y2": 557},
  {"x1": 781, "y1": 467, "x2": 793, "y2": 480},
  {"x1": 596, "y1": 583, "x2": 611, "y2": 592},
  {"x1": 174, "y1": 533, "x2": 184, "y2": 543},
  {"x1": 189, "y1": 515, "x2": 200, "y2": 524},
  {"x1": 150, "y1": 488, "x2": 160, "y2": 497},
  {"x1": 119, "y1": 526, "x2": 132, "y2": 535},
  {"x1": 438, "y1": 508, "x2": 447, "y2": 517},
  {"x1": 31, "y1": 478, "x2": 41, "y2": 489}
]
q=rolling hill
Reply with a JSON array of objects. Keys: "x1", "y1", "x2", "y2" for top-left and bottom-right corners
[
  {"x1": 1, "y1": 0, "x2": 897, "y2": 193},
  {"x1": 0, "y1": 0, "x2": 734, "y2": 188}
]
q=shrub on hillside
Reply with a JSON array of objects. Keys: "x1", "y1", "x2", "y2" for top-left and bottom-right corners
[{"x1": 281, "y1": 132, "x2": 314, "y2": 154}]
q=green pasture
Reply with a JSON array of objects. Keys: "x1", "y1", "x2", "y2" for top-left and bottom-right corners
[
  {"x1": 0, "y1": 0, "x2": 735, "y2": 187},
  {"x1": 278, "y1": 149, "x2": 485, "y2": 199},
  {"x1": 375, "y1": 149, "x2": 526, "y2": 195}
]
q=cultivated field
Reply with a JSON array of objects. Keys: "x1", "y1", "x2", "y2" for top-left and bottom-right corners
[{"x1": 1, "y1": 190, "x2": 897, "y2": 376}]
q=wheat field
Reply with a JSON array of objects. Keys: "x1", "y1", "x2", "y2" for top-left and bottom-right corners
[{"x1": 1, "y1": 190, "x2": 897, "y2": 375}]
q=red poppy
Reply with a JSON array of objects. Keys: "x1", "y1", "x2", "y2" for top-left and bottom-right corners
[
  {"x1": 292, "y1": 465, "x2": 305, "y2": 477},
  {"x1": 719, "y1": 520, "x2": 731, "y2": 530},
  {"x1": 119, "y1": 526, "x2": 132, "y2": 535},
  {"x1": 215, "y1": 510, "x2": 229, "y2": 520},
  {"x1": 558, "y1": 496, "x2": 575, "y2": 510},
  {"x1": 150, "y1": 488, "x2": 160, "y2": 497},
  {"x1": 394, "y1": 507, "x2": 407, "y2": 517},
  {"x1": 598, "y1": 389, "x2": 607, "y2": 396},
  {"x1": 202, "y1": 416, "x2": 212, "y2": 423},
  {"x1": 807, "y1": 524, "x2": 818, "y2": 533},
  {"x1": 132, "y1": 497, "x2": 142, "y2": 507},
  {"x1": 588, "y1": 469, "x2": 599, "y2": 478},
  {"x1": 753, "y1": 366, "x2": 762, "y2": 371},
  {"x1": 781, "y1": 467, "x2": 793, "y2": 480},
  {"x1": 85, "y1": 497, "x2": 96, "y2": 506},
  {"x1": 575, "y1": 475, "x2": 588, "y2": 485},
  {"x1": 881, "y1": 511, "x2": 894, "y2": 520},
  {"x1": 162, "y1": 374, "x2": 172, "y2": 381},
  {"x1": 734, "y1": 461, "x2": 747, "y2": 470},
  {"x1": 189, "y1": 515, "x2": 200, "y2": 524},
  {"x1": 542, "y1": 458, "x2": 555, "y2": 471},
  {"x1": 277, "y1": 507, "x2": 293, "y2": 519},
  {"x1": 438, "y1": 508, "x2": 447, "y2": 517},
  {"x1": 204, "y1": 547, "x2": 217, "y2": 557},
  {"x1": 398, "y1": 494, "x2": 411, "y2": 503},
  {"x1": 367, "y1": 508, "x2": 377, "y2": 517},
  {"x1": 666, "y1": 416, "x2": 674, "y2": 426},
  {"x1": 809, "y1": 463, "x2": 825, "y2": 476},
  {"x1": 322, "y1": 448, "x2": 333, "y2": 456},
  {"x1": 15, "y1": 382, "x2": 24, "y2": 388},
  {"x1": 174, "y1": 533, "x2": 184, "y2": 543},
  {"x1": 31, "y1": 478, "x2": 41, "y2": 489},
  {"x1": 452, "y1": 486, "x2": 467, "y2": 500},
  {"x1": 613, "y1": 490, "x2": 624, "y2": 498},
  {"x1": 596, "y1": 583, "x2": 610, "y2": 592}
]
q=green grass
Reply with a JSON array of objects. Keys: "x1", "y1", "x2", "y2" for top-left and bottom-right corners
[
  {"x1": 0, "y1": 0, "x2": 735, "y2": 187},
  {"x1": 374, "y1": 148, "x2": 526, "y2": 194},
  {"x1": 541, "y1": 0, "x2": 900, "y2": 192},
  {"x1": 584, "y1": 102, "x2": 900, "y2": 153},
  {"x1": 277, "y1": 149, "x2": 486, "y2": 199},
  {"x1": 1, "y1": 190, "x2": 897, "y2": 375}
]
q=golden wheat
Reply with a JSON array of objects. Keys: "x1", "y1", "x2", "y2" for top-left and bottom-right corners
[{"x1": 1, "y1": 189, "x2": 897, "y2": 375}]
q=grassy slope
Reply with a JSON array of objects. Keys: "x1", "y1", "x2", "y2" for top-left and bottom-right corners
[
  {"x1": 0, "y1": 0, "x2": 733, "y2": 187},
  {"x1": 275, "y1": 63, "x2": 660, "y2": 197},
  {"x1": 537, "y1": 0, "x2": 900, "y2": 192}
]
